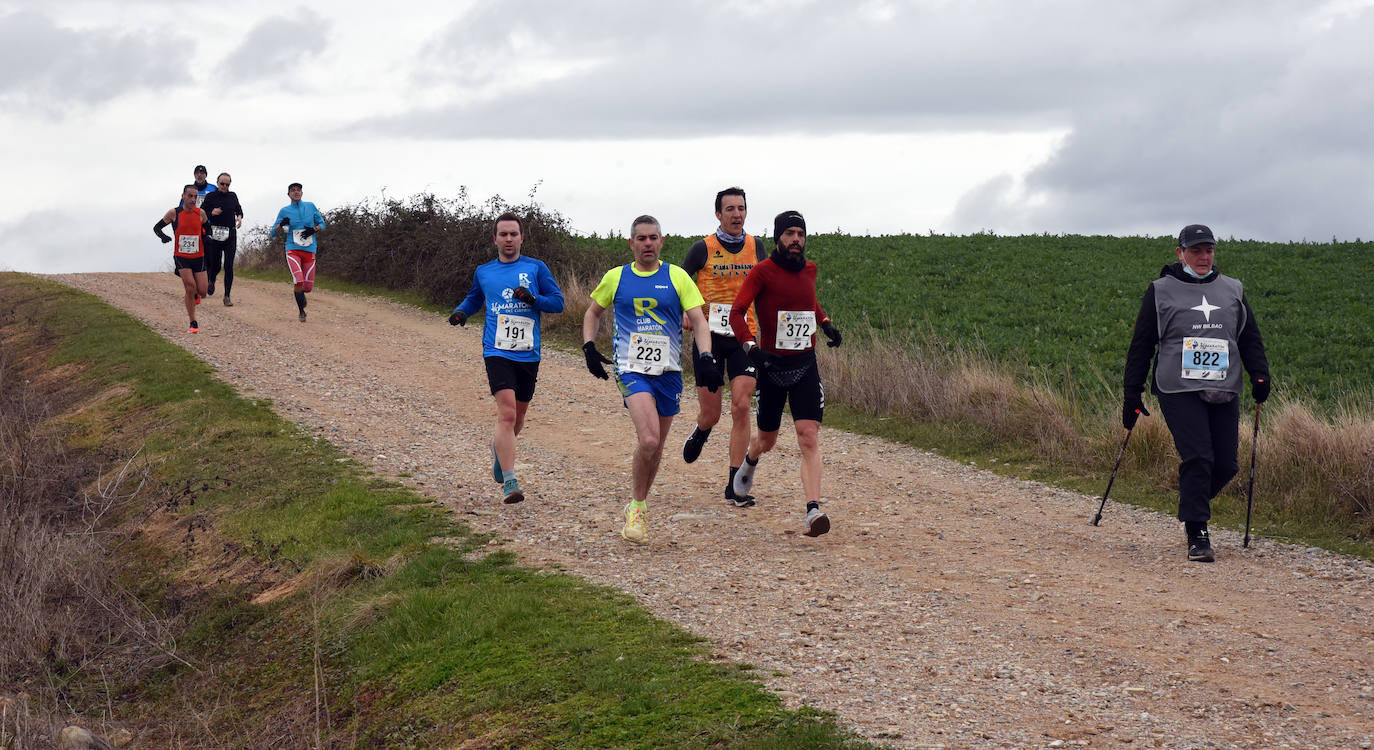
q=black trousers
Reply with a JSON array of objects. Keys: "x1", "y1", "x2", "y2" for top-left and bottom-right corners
[
  {"x1": 1157, "y1": 390, "x2": 1240, "y2": 523},
  {"x1": 204, "y1": 237, "x2": 236, "y2": 293}
]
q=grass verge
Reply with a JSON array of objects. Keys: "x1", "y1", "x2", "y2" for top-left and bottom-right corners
[{"x1": 0, "y1": 271, "x2": 873, "y2": 749}]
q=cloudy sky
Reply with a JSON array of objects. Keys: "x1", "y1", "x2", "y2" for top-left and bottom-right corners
[{"x1": 3, "y1": 0, "x2": 1372, "y2": 274}]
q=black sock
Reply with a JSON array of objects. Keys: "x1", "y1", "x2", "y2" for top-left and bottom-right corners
[
  {"x1": 294, "y1": 291, "x2": 306, "y2": 310},
  {"x1": 806, "y1": 500, "x2": 819, "y2": 512},
  {"x1": 743, "y1": 453, "x2": 757, "y2": 466},
  {"x1": 726, "y1": 466, "x2": 739, "y2": 497}
]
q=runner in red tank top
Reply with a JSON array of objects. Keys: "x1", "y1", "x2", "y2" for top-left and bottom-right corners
[{"x1": 154, "y1": 185, "x2": 210, "y2": 333}]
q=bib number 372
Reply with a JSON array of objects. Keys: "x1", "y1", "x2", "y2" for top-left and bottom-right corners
[{"x1": 775, "y1": 310, "x2": 815, "y2": 351}]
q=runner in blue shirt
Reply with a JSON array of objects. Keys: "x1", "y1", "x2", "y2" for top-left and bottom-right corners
[
  {"x1": 581, "y1": 214, "x2": 722, "y2": 544},
  {"x1": 450, "y1": 211, "x2": 566, "y2": 504},
  {"x1": 270, "y1": 182, "x2": 326, "y2": 322}
]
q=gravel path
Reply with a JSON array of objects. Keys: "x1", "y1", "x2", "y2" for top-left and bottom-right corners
[{"x1": 54, "y1": 274, "x2": 1374, "y2": 749}]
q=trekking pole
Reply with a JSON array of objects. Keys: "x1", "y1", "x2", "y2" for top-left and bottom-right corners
[
  {"x1": 1243, "y1": 402, "x2": 1262, "y2": 548},
  {"x1": 1091, "y1": 426, "x2": 1135, "y2": 526}
]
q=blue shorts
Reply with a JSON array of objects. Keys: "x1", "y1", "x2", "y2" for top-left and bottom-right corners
[{"x1": 616, "y1": 370, "x2": 682, "y2": 417}]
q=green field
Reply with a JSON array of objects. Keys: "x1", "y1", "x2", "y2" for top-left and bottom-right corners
[{"x1": 579, "y1": 233, "x2": 1374, "y2": 411}]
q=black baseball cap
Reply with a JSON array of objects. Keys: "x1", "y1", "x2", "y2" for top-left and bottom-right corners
[
  {"x1": 194, "y1": 164, "x2": 207, "y2": 173},
  {"x1": 1178, "y1": 224, "x2": 1216, "y2": 248}
]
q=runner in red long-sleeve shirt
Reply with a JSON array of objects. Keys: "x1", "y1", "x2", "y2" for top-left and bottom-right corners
[{"x1": 728, "y1": 210, "x2": 842, "y2": 537}]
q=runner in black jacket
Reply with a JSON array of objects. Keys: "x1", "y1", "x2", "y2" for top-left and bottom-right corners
[{"x1": 201, "y1": 172, "x2": 243, "y2": 305}]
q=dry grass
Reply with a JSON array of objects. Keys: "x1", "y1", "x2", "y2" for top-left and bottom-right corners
[
  {"x1": 820, "y1": 326, "x2": 1087, "y2": 462},
  {"x1": 1260, "y1": 402, "x2": 1374, "y2": 535}
]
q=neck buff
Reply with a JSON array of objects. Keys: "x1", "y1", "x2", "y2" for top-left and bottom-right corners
[
  {"x1": 1182, "y1": 263, "x2": 1213, "y2": 280},
  {"x1": 715, "y1": 227, "x2": 745, "y2": 244},
  {"x1": 770, "y1": 245, "x2": 806, "y2": 272}
]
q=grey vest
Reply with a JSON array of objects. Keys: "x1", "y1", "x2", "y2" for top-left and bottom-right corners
[{"x1": 1153, "y1": 273, "x2": 1247, "y2": 394}]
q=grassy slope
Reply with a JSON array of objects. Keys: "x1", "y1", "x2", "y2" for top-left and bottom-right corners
[{"x1": 0, "y1": 272, "x2": 872, "y2": 749}]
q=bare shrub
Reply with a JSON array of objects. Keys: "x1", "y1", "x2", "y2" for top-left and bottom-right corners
[{"x1": 239, "y1": 188, "x2": 616, "y2": 311}]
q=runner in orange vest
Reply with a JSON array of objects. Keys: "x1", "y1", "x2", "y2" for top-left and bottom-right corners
[{"x1": 679, "y1": 187, "x2": 764, "y2": 507}]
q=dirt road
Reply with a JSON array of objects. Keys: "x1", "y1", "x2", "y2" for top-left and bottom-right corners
[{"x1": 55, "y1": 274, "x2": 1374, "y2": 749}]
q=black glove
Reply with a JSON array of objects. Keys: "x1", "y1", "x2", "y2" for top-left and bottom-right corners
[
  {"x1": 1123, "y1": 394, "x2": 1150, "y2": 430},
  {"x1": 747, "y1": 343, "x2": 773, "y2": 372},
  {"x1": 160, "y1": 235, "x2": 172, "y2": 244},
  {"x1": 583, "y1": 341, "x2": 612, "y2": 380},
  {"x1": 821, "y1": 320, "x2": 842, "y2": 348},
  {"x1": 695, "y1": 352, "x2": 723, "y2": 393},
  {"x1": 512, "y1": 286, "x2": 536, "y2": 305},
  {"x1": 299, "y1": 227, "x2": 316, "y2": 239},
  {"x1": 448, "y1": 310, "x2": 467, "y2": 327},
  {"x1": 1252, "y1": 376, "x2": 1270, "y2": 404},
  {"x1": 277, "y1": 217, "x2": 290, "y2": 230}
]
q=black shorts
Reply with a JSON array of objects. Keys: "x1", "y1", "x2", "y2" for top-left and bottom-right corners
[
  {"x1": 692, "y1": 332, "x2": 757, "y2": 382},
  {"x1": 173, "y1": 256, "x2": 206, "y2": 273},
  {"x1": 485, "y1": 356, "x2": 539, "y2": 402},
  {"x1": 756, "y1": 352, "x2": 824, "y2": 432}
]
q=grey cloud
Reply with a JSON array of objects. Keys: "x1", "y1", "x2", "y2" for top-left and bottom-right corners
[
  {"x1": 0, "y1": 10, "x2": 187, "y2": 108},
  {"x1": 219, "y1": 7, "x2": 330, "y2": 86},
  {"x1": 947, "y1": 4, "x2": 1374, "y2": 241},
  {"x1": 350, "y1": 0, "x2": 1304, "y2": 140}
]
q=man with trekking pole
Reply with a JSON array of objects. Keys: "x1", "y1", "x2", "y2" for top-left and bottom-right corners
[{"x1": 1122, "y1": 224, "x2": 1271, "y2": 562}]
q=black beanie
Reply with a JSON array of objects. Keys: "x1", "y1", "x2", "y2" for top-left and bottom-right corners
[{"x1": 773, "y1": 210, "x2": 805, "y2": 243}]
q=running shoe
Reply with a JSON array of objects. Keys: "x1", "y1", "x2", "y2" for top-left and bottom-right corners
[
  {"x1": 223, "y1": 296, "x2": 233, "y2": 307},
  {"x1": 725, "y1": 488, "x2": 756, "y2": 508},
  {"x1": 803, "y1": 505, "x2": 830, "y2": 537},
  {"x1": 490, "y1": 441, "x2": 503, "y2": 484},
  {"x1": 502, "y1": 478, "x2": 524, "y2": 505},
  {"x1": 195, "y1": 294, "x2": 202, "y2": 305},
  {"x1": 298, "y1": 310, "x2": 307, "y2": 322},
  {"x1": 682, "y1": 426, "x2": 709, "y2": 463},
  {"x1": 1187, "y1": 528, "x2": 1215, "y2": 563},
  {"x1": 732, "y1": 456, "x2": 758, "y2": 497},
  {"x1": 207, "y1": 283, "x2": 215, "y2": 296},
  {"x1": 188, "y1": 320, "x2": 199, "y2": 334},
  {"x1": 622, "y1": 503, "x2": 647, "y2": 544}
]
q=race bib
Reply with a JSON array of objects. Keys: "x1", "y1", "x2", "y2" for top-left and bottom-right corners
[
  {"x1": 708, "y1": 303, "x2": 733, "y2": 336},
  {"x1": 210, "y1": 226, "x2": 230, "y2": 242},
  {"x1": 495, "y1": 314, "x2": 534, "y2": 351},
  {"x1": 292, "y1": 229, "x2": 314, "y2": 247},
  {"x1": 625, "y1": 332, "x2": 669, "y2": 375},
  {"x1": 177, "y1": 234, "x2": 199, "y2": 255},
  {"x1": 775, "y1": 310, "x2": 816, "y2": 351},
  {"x1": 1181, "y1": 337, "x2": 1229, "y2": 381}
]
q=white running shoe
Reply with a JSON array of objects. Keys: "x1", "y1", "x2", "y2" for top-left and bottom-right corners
[{"x1": 803, "y1": 506, "x2": 830, "y2": 537}]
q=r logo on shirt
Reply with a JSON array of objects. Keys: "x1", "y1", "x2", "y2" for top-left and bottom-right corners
[{"x1": 634, "y1": 297, "x2": 667, "y2": 325}]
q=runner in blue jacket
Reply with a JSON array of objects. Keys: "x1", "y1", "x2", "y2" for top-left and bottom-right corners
[{"x1": 450, "y1": 211, "x2": 565, "y2": 505}]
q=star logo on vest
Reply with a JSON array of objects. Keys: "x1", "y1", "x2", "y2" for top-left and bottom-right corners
[{"x1": 1191, "y1": 295, "x2": 1221, "y2": 322}]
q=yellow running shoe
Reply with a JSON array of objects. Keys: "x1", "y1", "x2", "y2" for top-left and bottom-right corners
[{"x1": 622, "y1": 502, "x2": 647, "y2": 544}]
